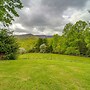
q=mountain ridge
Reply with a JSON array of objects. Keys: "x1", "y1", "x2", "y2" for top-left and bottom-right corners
[{"x1": 15, "y1": 34, "x2": 53, "y2": 38}]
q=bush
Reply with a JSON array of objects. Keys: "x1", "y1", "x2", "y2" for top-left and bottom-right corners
[
  {"x1": 18, "y1": 48, "x2": 26, "y2": 54},
  {"x1": 65, "y1": 47, "x2": 80, "y2": 55},
  {"x1": 0, "y1": 29, "x2": 19, "y2": 60},
  {"x1": 4, "y1": 53, "x2": 17, "y2": 60},
  {"x1": 46, "y1": 45, "x2": 53, "y2": 53},
  {"x1": 40, "y1": 44, "x2": 47, "y2": 53},
  {"x1": 86, "y1": 49, "x2": 90, "y2": 57}
]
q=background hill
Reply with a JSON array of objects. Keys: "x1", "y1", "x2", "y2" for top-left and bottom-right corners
[{"x1": 15, "y1": 34, "x2": 52, "y2": 39}]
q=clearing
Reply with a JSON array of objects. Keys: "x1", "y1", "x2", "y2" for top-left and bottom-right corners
[{"x1": 0, "y1": 53, "x2": 90, "y2": 90}]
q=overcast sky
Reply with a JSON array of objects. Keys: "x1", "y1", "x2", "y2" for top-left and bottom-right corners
[{"x1": 10, "y1": 0, "x2": 90, "y2": 35}]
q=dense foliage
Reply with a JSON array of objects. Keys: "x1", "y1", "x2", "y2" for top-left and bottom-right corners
[
  {"x1": 0, "y1": 29, "x2": 19, "y2": 60},
  {"x1": 31, "y1": 38, "x2": 48, "y2": 53},
  {"x1": 0, "y1": 0, "x2": 23, "y2": 26},
  {"x1": 51, "y1": 20, "x2": 90, "y2": 56}
]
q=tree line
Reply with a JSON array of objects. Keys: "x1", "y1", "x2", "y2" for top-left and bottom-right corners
[{"x1": 30, "y1": 20, "x2": 90, "y2": 57}]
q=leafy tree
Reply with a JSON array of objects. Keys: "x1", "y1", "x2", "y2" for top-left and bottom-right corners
[
  {"x1": 52, "y1": 34, "x2": 60, "y2": 53},
  {"x1": 40, "y1": 44, "x2": 47, "y2": 53},
  {"x1": 62, "y1": 20, "x2": 88, "y2": 56},
  {"x1": 0, "y1": 0, "x2": 23, "y2": 27},
  {"x1": 84, "y1": 27, "x2": 90, "y2": 56},
  {"x1": 46, "y1": 45, "x2": 53, "y2": 53},
  {"x1": 33, "y1": 38, "x2": 48, "y2": 52},
  {"x1": 63, "y1": 23, "x2": 73, "y2": 36},
  {"x1": 58, "y1": 36, "x2": 67, "y2": 54},
  {"x1": 0, "y1": 29, "x2": 19, "y2": 60},
  {"x1": 43, "y1": 38, "x2": 48, "y2": 45},
  {"x1": 34, "y1": 38, "x2": 43, "y2": 52},
  {"x1": 72, "y1": 20, "x2": 87, "y2": 55}
]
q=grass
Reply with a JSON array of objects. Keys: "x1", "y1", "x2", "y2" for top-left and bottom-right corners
[
  {"x1": 0, "y1": 53, "x2": 90, "y2": 90},
  {"x1": 17, "y1": 36, "x2": 38, "y2": 51}
]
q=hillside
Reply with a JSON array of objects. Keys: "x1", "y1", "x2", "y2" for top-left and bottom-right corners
[{"x1": 15, "y1": 34, "x2": 52, "y2": 39}]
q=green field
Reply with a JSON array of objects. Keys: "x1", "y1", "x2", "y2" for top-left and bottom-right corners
[{"x1": 0, "y1": 53, "x2": 90, "y2": 90}]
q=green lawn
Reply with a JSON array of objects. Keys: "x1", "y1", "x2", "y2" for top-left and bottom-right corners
[{"x1": 0, "y1": 53, "x2": 90, "y2": 90}]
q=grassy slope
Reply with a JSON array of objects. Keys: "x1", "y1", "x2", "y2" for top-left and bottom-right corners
[
  {"x1": 0, "y1": 53, "x2": 90, "y2": 90},
  {"x1": 17, "y1": 36, "x2": 52, "y2": 51},
  {"x1": 17, "y1": 36, "x2": 38, "y2": 51}
]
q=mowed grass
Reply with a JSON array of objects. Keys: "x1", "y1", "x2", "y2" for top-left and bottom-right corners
[{"x1": 0, "y1": 53, "x2": 90, "y2": 90}]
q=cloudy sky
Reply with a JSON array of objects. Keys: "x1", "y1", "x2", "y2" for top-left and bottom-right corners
[{"x1": 10, "y1": 0, "x2": 90, "y2": 35}]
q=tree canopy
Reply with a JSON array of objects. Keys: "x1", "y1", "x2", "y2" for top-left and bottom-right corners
[{"x1": 0, "y1": 0, "x2": 23, "y2": 27}]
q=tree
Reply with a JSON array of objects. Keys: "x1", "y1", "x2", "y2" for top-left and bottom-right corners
[
  {"x1": 34, "y1": 38, "x2": 43, "y2": 52},
  {"x1": 84, "y1": 27, "x2": 90, "y2": 56},
  {"x1": 59, "y1": 36, "x2": 67, "y2": 54},
  {"x1": 0, "y1": 29, "x2": 19, "y2": 60},
  {"x1": 72, "y1": 20, "x2": 87, "y2": 55},
  {"x1": 0, "y1": 0, "x2": 23, "y2": 27},
  {"x1": 46, "y1": 45, "x2": 53, "y2": 53},
  {"x1": 52, "y1": 34, "x2": 60, "y2": 53},
  {"x1": 33, "y1": 38, "x2": 48, "y2": 52},
  {"x1": 62, "y1": 20, "x2": 88, "y2": 56},
  {"x1": 40, "y1": 44, "x2": 47, "y2": 53},
  {"x1": 63, "y1": 23, "x2": 73, "y2": 36}
]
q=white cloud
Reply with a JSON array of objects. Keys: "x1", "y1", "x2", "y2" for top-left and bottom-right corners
[
  {"x1": 10, "y1": 23, "x2": 25, "y2": 30},
  {"x1": 62, "y1": 4, "x2": 90, "y2": 24}
]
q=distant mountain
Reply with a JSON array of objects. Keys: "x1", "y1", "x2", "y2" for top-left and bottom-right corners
[
  {"x1": 15, "y1": 34, "x2": 33, "y2": 38},
  {"x1": 35, "y1": 35, "x2": 52, "y2": 38},
  {"x1": 15, "y1": 34, "x2": 53, "y2": 38}
]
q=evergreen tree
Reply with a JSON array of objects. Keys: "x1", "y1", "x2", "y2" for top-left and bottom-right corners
[{"x1": 0, "y1": 29, "x2": 19, "y2": 60}]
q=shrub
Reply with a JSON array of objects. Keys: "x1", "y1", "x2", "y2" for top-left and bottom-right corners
[
  {"x1": 46, "y1": 45, "x2": 53, "y2": 53},
  {"x1": 4, "y1": 53, "x2": 17, "y2": 60},
  {"x1": 40, "y1": 44, "x2": 47, "y2": 53},
  {"x1": 18, "y1": 48, "x2": 26, "y2": 54},
  {"x1": 86, "y1": 49, "x2": 90, "y2": 57},
  {"x1": 65, "y1": 47, "x2": 80, "y2": 55},
  {"x1": 0, "y1": 29, "x2": 19, "y2": 60}
]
